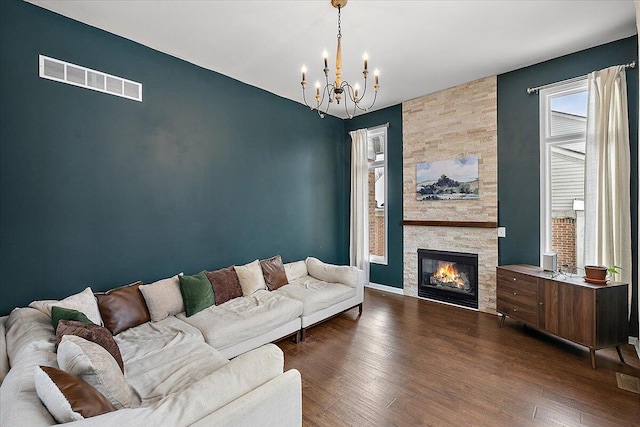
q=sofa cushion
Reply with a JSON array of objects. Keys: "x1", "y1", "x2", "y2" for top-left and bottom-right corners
[
  {"x1": 57, "y1": 335, "x2": 132, "y2": 409},
  {"x1": 206, "y1": 266, "x2": 243, "y2": 305},
  {"x1": 139, "y1": 275, "x2": 184, "y2": 321},
  {"x1": 179, "y1": 271, "x2": 215, "y2": 317},
  {"x1": 177, "y1": 290, "x2": 303, "y2": 351},
  {"x1": 235, "y1": 259, "x2": 267, "y2": 296},
  {"x1": 34, "y1": 365, "x2": 116, "y2": 423},
  {"x1": 95, "y1": 281, "x2": 150, "y2": 335},
  {"x1": 29, "y1": 287, "x2": 102, "y2": 326},
  {"x1": 284, "y1": 260, "x2": 308, "y2": 282},
  {"x1": 306, "y1": 257, "x2": 362, "y2": 288},
  {"x1": 56, "y1": 320, "x2": 124, "y2": 373},
  {"x1": 274, "y1": 275, "x2": 356, "y2": 316},
  {"x1": 114, "y1": 316, "x2": 227, "y2": 403},
  {"x1": 51, "y1": 306, "x2": 92, "y2": 333},
  {"x1": 260, "y1": 255, "x2": 288, "y2": 291}
]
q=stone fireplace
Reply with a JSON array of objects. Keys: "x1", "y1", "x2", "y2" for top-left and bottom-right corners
[{"x1": 402, "y1": 76, "x2": 498, "y2": 313}]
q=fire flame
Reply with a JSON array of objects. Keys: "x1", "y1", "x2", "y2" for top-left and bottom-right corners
[{"x1": 434, "y1": 263, "x2": 465, "y2": 288}]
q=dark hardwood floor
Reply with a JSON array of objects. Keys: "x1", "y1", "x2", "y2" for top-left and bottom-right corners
[{"x1": 277, "y1": 288, "x2": 640, "y2": 426}]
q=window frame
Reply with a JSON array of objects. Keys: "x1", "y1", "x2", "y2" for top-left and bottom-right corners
[
  {"x1": 367, "y1": 125, "x2": 388, "y2": 266},
  {"x1": 538, "y1": 78, "x2": 588, "y2": 267}
]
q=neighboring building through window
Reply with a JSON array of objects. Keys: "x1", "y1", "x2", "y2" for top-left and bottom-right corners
[
  {"x1": 539, "y1": 80, "x2": 588, "y2": 272},
  {"x1": 368, "y1": 126, "x2": 388, "y2": 265}
]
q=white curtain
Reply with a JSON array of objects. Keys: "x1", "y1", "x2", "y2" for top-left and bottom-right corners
[
  {"x1": 349, "y1": 129, "x2": 370, "y2": 284},
  {"x1": 584, "y1": 65, "x2": 632, "y2": 310}
]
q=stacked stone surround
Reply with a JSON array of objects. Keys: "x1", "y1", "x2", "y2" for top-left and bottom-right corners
[{"x1": 402, "y1": 76, "x2": 498, "y2": 313}]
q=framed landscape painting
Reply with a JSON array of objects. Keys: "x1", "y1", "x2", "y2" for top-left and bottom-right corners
[{"x1": 416, "y1": 156, "x2": 479, "y2": 201}]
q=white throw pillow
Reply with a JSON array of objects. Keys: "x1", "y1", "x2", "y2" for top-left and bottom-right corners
[
  {"x1": 57, "y1": 335, "x2": 132, "y2": 409},
  {"x1": 139, "y1": 275, "x2": 184, "y2": 321},
  {"x1": 29, "y1": 287, "x2": 102, "y2": 325},
  {"x1": 284, "y1": 260, "x2": 308, "y2": 282},
  {"x1": 306, "y1": 257, "x2": 361, "y2": 288},
  {"x1": 235, "y1": 259, "x2": 267, "y2": 296}
]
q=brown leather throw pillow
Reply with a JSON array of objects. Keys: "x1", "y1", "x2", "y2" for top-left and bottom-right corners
[
  {"x1": 260, "y1": 255, "x2": 288, "y2": 291},
  {"x1": 35, "y1": 365, "x2": 117, "y2": 421},
  {"x1": 95, "y1": 281, "x2": 150, "y2": 335}
]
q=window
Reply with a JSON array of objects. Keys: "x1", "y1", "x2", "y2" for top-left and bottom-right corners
[
  {"x1": 367, "y1": 126, "x2": 388, "y2": 265},
  {"x1": 539, "y1": 79, "x2": 588, "y2": 272}
]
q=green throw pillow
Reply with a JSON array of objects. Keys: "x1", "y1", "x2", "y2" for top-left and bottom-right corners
[
  {"x1": 51, "y1": 306, "x2": 93, "y2": 333},
  {"x1": 179, "y1": 271, "x2": 215, "y2": 317}
]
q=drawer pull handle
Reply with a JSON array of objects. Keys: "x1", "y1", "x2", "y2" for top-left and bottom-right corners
[
  {"x1": 539, "y1": 302, "x2": 543, "y2": 306},
  {"x1": 513, "y1": 308, "x2": 518, "y2": 312},
  {"x1": 513, "y1": 277, "x2": 517, "y2": 281},
  {"x1": 513, "y1": 292, "x2": 517, "y2": 296}
]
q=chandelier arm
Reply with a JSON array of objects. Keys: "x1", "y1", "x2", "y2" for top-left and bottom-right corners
[
  {"x1": 340, "y1": 81, "x2": 367, "y2": 113},
  {"x1": 365, "y1": 89, "x2": 378, "y2": 111},
  {"x1": 339, "y1": 82, "x2": 354, "y2": 115},
  {"x1": 301, "y1": 86, "x2": 314, "y2": 110},
  {"x1": 359, "y1": 76, "x2": 368, "y2": 100},
  {"x1": 316, "y1": 82, "x2": 335, "y2": 118},
  {"x1": 340, "y1": 81, "x2": 354, "y2": 101},
  {"x1": 324, "y1": 75, "x2": 334, "y2": 104}
]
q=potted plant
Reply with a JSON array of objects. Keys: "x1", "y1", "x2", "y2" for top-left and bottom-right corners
[
  {"x1": 584, "y1": 265, "x2": 607, "y2": 281},
  {"x1": 584, "y1": 265, "x2": 621, "y2": 283}
]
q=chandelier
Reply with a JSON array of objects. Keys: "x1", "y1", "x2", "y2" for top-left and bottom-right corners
[{"x1": 300, "y1": 0, "x2": 379, "y2": 119}]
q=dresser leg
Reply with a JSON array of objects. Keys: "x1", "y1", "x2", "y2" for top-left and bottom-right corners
[
  {"x1": 615, "y1": 345, "x2": 625, "y2": 364},
  {"x1": 499, "y1": 314, "x2": 505, "y2": 328},
  {"x1": 590, "y1": 349, "x2": 597, "y2": 369}
]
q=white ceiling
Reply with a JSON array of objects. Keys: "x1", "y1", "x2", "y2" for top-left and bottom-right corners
[{"x1": 26, "y1": 0, "x2": 637, "y2": 119}]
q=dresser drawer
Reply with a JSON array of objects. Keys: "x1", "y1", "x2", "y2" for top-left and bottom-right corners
[
  {"x1": 497, "y1": 269, "x2": 538, "y2": 288},
  {"x1": 497, "y1": 281, "x2": 537, "y2": 305},
  {"x1": 496, "y1": 299, "x2": 538, "y2": 325}
]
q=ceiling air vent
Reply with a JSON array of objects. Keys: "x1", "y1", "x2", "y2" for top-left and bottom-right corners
[{"x1": 39, "y1": 55, "x2": 142, "y2": 102}]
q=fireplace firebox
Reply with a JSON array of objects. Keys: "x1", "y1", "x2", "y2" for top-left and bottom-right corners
[{"x1": 418, "y1": 249, "x2": 478, "y2": 309}]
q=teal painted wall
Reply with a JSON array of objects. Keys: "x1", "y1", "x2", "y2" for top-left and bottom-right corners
[
  {"x1": 0, "y1": 0, "x2": 347, "y2": 314},
  {"x1": 345, "y1": 105, "x2": 404, "y2": 288},
  {"x1": 497, "y1": 36, "x2": 639, "y2": 336}
]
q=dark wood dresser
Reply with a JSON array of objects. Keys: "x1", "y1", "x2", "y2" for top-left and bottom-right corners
[{"x1": 496, "y1": 264, "x2": 628, "y2": 368}]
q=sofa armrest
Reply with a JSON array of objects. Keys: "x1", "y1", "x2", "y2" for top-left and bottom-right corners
[
  {"x1": 191, "y1": 369, "x2": 302, "y2": 427},
  {"x1": 306, "y1": 257, "x2": 364, "y2": 288},
  {"x1": 0, "y1": 316, "x2": 8, "y2": 385}
]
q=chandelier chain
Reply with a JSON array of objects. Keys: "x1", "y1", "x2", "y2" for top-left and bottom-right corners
[{"x1": 337, "y1": 6, "x2": 342, "y2": 39}]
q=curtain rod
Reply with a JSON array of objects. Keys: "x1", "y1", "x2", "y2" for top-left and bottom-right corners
[
  {"x1": 367, "y1": 122, "x2": 389, "y2": 130},
  {"x1": 526, "y1": 61, "x2": 636, "y2": 94}
]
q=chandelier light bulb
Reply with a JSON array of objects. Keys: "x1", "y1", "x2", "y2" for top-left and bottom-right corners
[
  {"x1": 322, "y1": 49, "x2": 329, "y2": 69},
  {"x1": 363, "y1": 52, "x2": 368, "y2": 71},
  {"x1": 301, "y1": 65, "x2": 307, "y2": 83}
]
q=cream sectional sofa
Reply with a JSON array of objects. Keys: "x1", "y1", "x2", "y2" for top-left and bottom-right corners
[{"x1": 0, "y1": 257, "x2": 364, "y2": 426}]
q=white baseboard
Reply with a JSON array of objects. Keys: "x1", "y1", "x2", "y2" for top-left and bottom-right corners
[
  {"x1": 630, "y1": 336, "x2": 640, "y2": 358},
  {"x1": 366, "y1": 282, "x2": 404, "y2": 295}
]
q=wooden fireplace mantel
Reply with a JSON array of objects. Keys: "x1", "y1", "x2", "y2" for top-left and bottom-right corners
[{"x1": 403, "y1": 220, "x2": 498, "y2": 228}]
